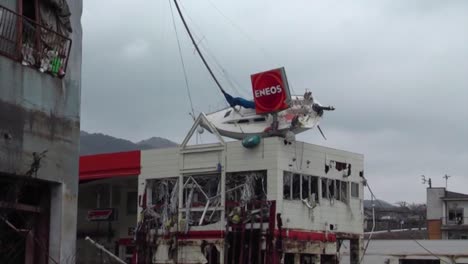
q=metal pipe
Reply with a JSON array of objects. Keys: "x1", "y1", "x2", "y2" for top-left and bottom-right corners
[{"x1": 85, "y1": 236, "x2": 126, "y2": 264}]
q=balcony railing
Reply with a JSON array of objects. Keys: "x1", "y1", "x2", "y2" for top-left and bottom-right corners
[
  {"x1": 441, "y1": 217, "x2": 468, "y2": 225},
  {"x1": 0, "y1": 5, "x2": 71, "y2": 77}
]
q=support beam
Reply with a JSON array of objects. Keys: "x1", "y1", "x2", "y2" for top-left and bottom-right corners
[{"x1": 350, "y1": 238, "x2": 362, "y2": 264}]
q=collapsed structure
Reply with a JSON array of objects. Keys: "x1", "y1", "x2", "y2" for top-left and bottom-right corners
[{"x1": 135, "y1": 116, "x2": 365, "y2": 264}]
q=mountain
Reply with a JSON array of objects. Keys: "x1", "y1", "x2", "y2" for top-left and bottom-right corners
[
  {"x1": 137, "y1": 137, "x2": 177, "y2": 149},
  {"x1": 80, "y1": 131, "x2": 177, "y2": 155}
]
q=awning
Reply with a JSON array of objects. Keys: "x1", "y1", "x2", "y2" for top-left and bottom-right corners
[{"x1": 79, "y1": 150, "x2": 141, "y2": 182}]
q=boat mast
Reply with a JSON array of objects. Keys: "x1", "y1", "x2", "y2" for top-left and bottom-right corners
[{"x1": 172, "y1": 0, "x2": 227, "y2": 95}]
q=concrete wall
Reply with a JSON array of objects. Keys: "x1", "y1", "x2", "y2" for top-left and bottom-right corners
[
  {"x1": 426, "y1": 188, "x2": 446, "y2": 220},
  {"x1": 0, "y1": 0, "x2": 82, "y2": 262}
]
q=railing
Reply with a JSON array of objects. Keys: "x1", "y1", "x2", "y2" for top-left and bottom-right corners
[
  {"x1": 441, "y1": 217, "x2": 468, "y2": 225},
  {"x1": 0, "y1": 5, "x2": 71, "y2": 77}
]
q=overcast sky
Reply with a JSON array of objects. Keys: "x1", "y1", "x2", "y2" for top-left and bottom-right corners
[{"x1": 81, "y1": 0, "x2": 468, "y2": 203}]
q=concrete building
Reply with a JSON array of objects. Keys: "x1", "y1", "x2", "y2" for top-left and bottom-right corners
[
  {"x1": 134, "y1": 116, "x2": 365, "y2": 264},
  {"x1": 0, "y1": 0, "x2": 82, "y2": 263},
  {"x1": 77, "y1": 151, "x2": 141, "y2": 264},
  {"x1": 427, "y1": 187, "x2": 468, "y2": 240}
]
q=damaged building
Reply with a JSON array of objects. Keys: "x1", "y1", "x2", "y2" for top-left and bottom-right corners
[
  {"x1": 0, "y1": 0, "x2": 82, "y2": 263},
  {"x1": 134, "y1": 119, "x2": 365, "y2": 264}
]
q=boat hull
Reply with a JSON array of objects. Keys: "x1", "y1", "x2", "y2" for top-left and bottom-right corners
[{"x1": 202, "y1": 96, "x2": 323, "y2": 140}]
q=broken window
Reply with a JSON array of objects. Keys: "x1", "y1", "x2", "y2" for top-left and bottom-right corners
[
  {"x1": 301, "y1": 175, "x2": 310, "y2": 200},
  {"x1": 283, "y1": 172, "x2": 292, "y2": 200},
  {"x1": 321, "y1": 178, "x2": 327, "y2": 198},
  {"x1": 340, "y1": 181, "x2": 348, "y2": 203},
  {"x1": 183, "y1": 175, "x2": 219, "y2": 208},
  {"x1": 226, "y1": 171, "x2": 267, "y2": 203},
  {"x1": 310, "y1": 176, "x2": 319, "y2": 202},
  {"x1": 292, "y1": 173, "x2": 301, "y2": 200},
  {"x1": 182, "y1": 175, "x2": 221, "y2": 227},
  {"x1": 336, "y1": 180, "x2": 341, "y2": 201},
  {"x1": 351, "y1": 182, "x2": 359, "y2": 198},
  {"x1": 151, "y1": 178, "x2": 179, "y2": 207},
  {"x1": 148, "y1": 178, "x2": 179, "y2": 231},
  {"x1": 328, "y1": 179, "x2": 335, "y2": 199}
]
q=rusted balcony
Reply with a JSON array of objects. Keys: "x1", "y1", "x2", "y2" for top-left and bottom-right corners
[{"x1": 0, "y1": 5, "x2": 71, "y2": 77}]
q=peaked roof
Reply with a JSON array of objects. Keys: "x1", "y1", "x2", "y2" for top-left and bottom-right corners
[{"x1": 444, "y1": 191, "x2": 468, "y2": 200}]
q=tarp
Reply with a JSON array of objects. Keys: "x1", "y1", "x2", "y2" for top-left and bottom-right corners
[
  {"x1": 40, "y1": 0, "x2": 72, "y2": 36},
  {"x1": 222, "y1": 91, "x2": 255, "y2": 109}
]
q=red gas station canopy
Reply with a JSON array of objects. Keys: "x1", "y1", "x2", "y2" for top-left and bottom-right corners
[{"x1": 79, "y1": 150, "x2": 141, "y2": 182}]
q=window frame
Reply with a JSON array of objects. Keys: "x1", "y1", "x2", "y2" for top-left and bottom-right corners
[
  {"x1": 283, "y1": 172, "x2": 320, "y2": 203},
  {"x1": 351, "y1": 182, "x2": 359, "y2": 198}
]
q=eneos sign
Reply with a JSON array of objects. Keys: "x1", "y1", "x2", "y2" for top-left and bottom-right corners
[{"x1": 251, "y1": 67, "x2": 291, "y2": 114}]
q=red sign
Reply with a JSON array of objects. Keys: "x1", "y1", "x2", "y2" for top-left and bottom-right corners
[
  {"x1": 87, "y1": 208, "x2": 117, "y2": 221},
  {"x1": 251, "y1": 67, "x2": 291, "y2": 114}
]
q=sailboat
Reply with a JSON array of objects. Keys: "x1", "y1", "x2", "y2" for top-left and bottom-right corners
[
  {"x1": 172, "y1": 0, "x2": 335, "y2": 140},
  {"x1": 203, "y1": 94, "x2": 334, "y2": 140}
]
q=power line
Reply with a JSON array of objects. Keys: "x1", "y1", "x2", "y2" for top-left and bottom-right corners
[{"x1": 410, "y1": 237, "x2": 451, "y2": 264}]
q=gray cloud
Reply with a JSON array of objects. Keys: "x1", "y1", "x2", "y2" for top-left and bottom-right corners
[{"x1": 81, "y1": 0, "x2": 468, "y2": 203}]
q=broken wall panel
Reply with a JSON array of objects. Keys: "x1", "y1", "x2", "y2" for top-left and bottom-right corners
[{"x1": 226, "y1": 170, "x2": 267, "y2": 203}]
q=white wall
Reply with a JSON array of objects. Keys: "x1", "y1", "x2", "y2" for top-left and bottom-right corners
[{"x1": 426, "y1": 188, "x2": 446, "y2": 220}]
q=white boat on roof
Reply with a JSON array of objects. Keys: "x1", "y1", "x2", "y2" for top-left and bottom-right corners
[
  {"x1": 203, "y1": 93, "x2": 334, "y2": 140},
  {"x1": 171, "y1": 0, "x2": 335, "y2": 140}
]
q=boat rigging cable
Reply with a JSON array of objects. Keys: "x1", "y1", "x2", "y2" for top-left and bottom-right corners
[
  {"x1": 172, "y1": 0, "x2": 255, "y2": 110},
  {"x1": 172, "y1": 0, "x2": 227, "y2": 96},
  {"x1": 168, "y1": 0, "x2": 195, "y2": 117}
]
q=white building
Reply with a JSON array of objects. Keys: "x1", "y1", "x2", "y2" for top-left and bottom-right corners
[
  {"x1": 136, "y1": 117, "x2": 365, "y2": 264},
  {"x1": 427, "y1": 187, "x2": 468, "y2": 240}
]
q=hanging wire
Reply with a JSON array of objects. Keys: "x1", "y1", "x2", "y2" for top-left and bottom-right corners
[{"x1": 168, "y1": 0, "x2": 195, "y2": 118}]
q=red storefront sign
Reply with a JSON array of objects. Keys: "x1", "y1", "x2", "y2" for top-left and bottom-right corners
[
  {"x1": 87, "y1": 208, "x2": 117, "y2": 221},
  {"x1": 251, "y1": 67, "x2": 291, "y2": 114}
]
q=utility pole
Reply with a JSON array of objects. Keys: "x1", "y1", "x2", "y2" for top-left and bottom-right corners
[{"x1": 443, "y1": 174, "x2": 451, "y2": 189}]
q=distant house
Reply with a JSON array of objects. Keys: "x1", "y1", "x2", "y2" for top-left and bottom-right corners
[{"x1": 427, "y1": 187, "x2": 468, "y2": 239}]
